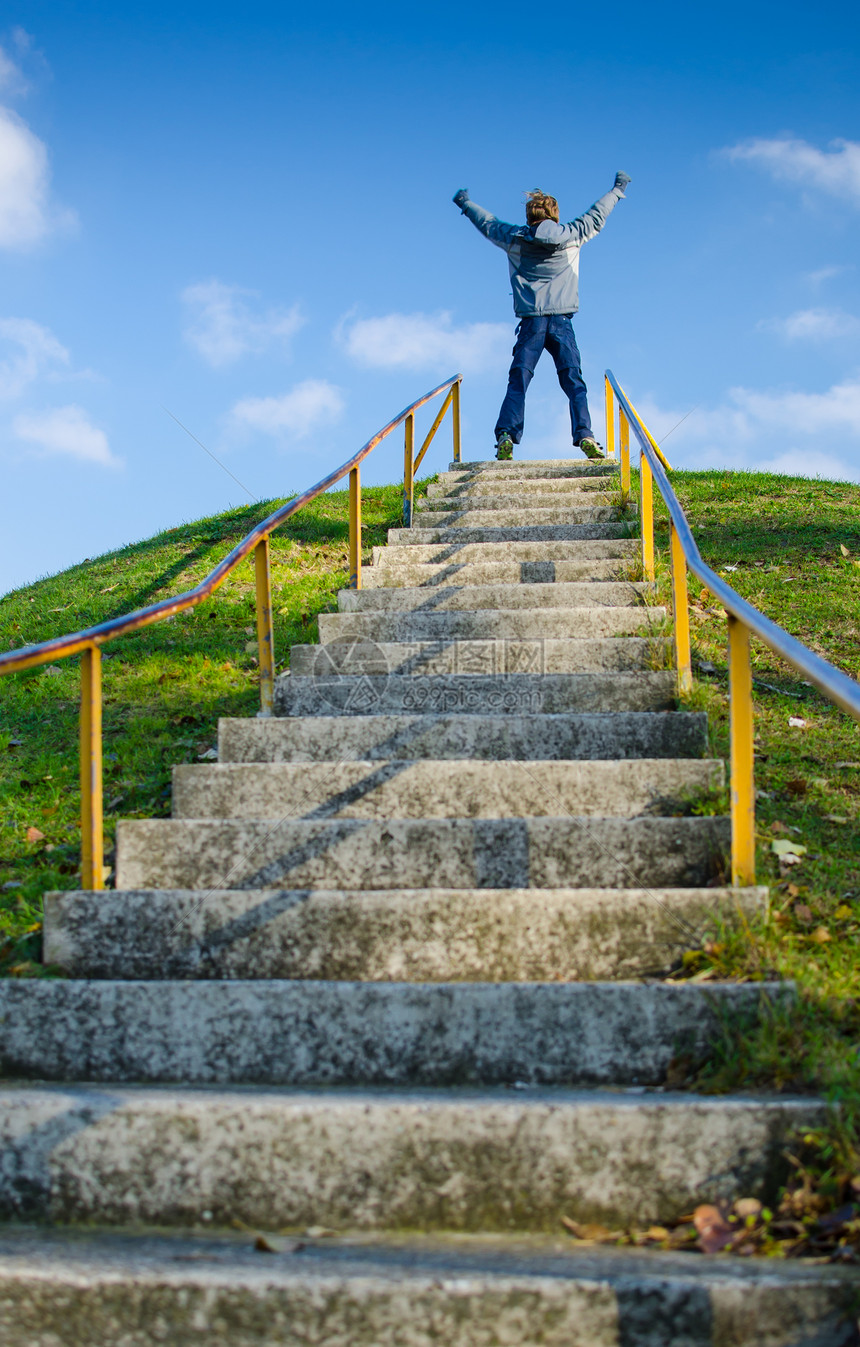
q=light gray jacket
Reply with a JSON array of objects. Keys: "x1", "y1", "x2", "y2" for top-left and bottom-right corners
[{"x1": 455, "y1": 184, "x2": 626, "y2": 317}]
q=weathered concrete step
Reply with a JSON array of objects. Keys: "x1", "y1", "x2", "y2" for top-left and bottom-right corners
[
  {"x1": 44, "y1": 885, "x2": 759, "y2": 983},
  {"x1": 429, "y1": 474, "x2": 616, "y2": 496},
  {"x1": 374, "y1": 539, "x2": 637, "y2": 564},
  {"x1": 220, "y1": 712, "x2": 709, "y2": 763},
  {"x1": 363, "y1": 558, "x2": 631, "y2": 586},
  {"x1": 388, "y1": 523, "x2": 631, "y2": 544},
  {"x1": 171, "y1": 759, "x2": 724, "y2": 820},
  {"x1": 115, "y1": 815, "x2": 729, "y2": 891},
  {"x1": 0, "y1": 980, "x2": 786, "y2": 1086},
  {"x1": 291, "y1": 636, "x2": 669, "y2": 676},
  {"x1": 449, "y1": 458, "x2": 620, "y2": 474},
  {"x1": 413, "y1": 507, "x2": 620, "y2": 528},
  {"x1": 419, "y1": 491, "x2": 617, "y2": 511},
  {"x1": 317, "y1": 608, "x2": 665, "y2": 644},
  {"x1": 274, "y1": 672, "x2": 676, "y2": 716},
  {"x1": 0, "y1": 1227, "x2": 853, "y2": 1347},
  {"x1": 337, "y1": 581, "x2": 649, "y2": 612}
]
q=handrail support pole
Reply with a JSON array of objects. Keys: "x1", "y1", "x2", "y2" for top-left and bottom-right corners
[
  {"x1": 619, "y1": 409, "x2": 630, "y2": 496},
  {"x1": 403, "y1": 412, "x2": 415, "y2": 527},
  {"x1": 255, "y1": 538, "x2": 275, "y2": 717},
  {"x1": 670, "y1": 521, "x2": 693, "y2": 694},
  {"x1": 604, "y1": 376, "x2": 615, "y2": 462},
  {"x1": 452, "y1": 379, "x2": 461, "y2": 463},
  {"x1": 349, "y1": 465, "x2": 362, "y2": 589},
  {"x1": 79, "y1": 645, "x2": 104, "y2": 890},
  {"x1": 640, "y1": 450, "x2": 654, "y2": 581},
  {"x1": 728, "y1": 615, "x2": 756, "y2": 886}
]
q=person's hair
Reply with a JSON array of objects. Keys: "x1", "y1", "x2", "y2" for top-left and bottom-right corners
[{"x1": 525, "y1": 189, "x2": 560, "y2": 225}]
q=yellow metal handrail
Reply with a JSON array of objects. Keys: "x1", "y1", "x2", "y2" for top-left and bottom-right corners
[
  {"x1": 0, "y1": 374, "x2": 462, "y2": 888},
  {"x1": 605, "y1": 369, "x2": 860, "y2": 885}
]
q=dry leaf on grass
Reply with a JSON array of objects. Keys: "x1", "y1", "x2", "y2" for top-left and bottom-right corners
[
  {"x1": 561, "y1": 1216, "x2": 623, "y2": 1243},
  {"x1": 25, "y1": 827, "x2": 45, "y2": 844},
  {"x1": 693, "y1": 1204, "x2": 734, "y2": 1254}
]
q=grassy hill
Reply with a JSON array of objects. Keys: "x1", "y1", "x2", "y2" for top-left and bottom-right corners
[{"x1": 1, "y1": 466, "x2": 859, "y2": 1143}]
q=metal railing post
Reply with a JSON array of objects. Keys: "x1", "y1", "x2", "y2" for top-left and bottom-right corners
[
  {"x1": 670, "y1": 521, "x2": 692, "y2": 693},
  {"x1": 79, "y1": 645, "x2": 104, "y2": 890},
  {"x1": 452, "y1": 379, "x2": 461, "y2": 463},
  {"x1": 403, "y1": 412, "x2": 414, "y2": 526},
  {"x1": 254, "y1": 538, "x2": 275, "y2": 716},
  {"x1": 619, "y1": 408, "x2": 631, "y2": 496},
  {"x1": 728, "y1": 615, "x2": 756, "y2": 886},
  {"x1": 640, "y1": 451, "x2": 655, "y2": 581},
  {"x1": 604, "y1": 377, "x2": 615, "y2": 461},
  {"x1": 349, "y1": 465, "x2": 362, "y2": 589}
]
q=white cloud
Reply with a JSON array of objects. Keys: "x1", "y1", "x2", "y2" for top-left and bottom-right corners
[
  {"x1": 0, "y1": 106, "x2": 73, "y2": 248},
  {"x1": 12, "y1": 404, "x2": 118, "y2": 467},
  {"x1": 229, "y1": 379, "x2": 344, "y2": 441},
  {"x1": 759, "y1": 307, "x2": 860, "y2": 341},
  {"x1": 632, "y1": 376, "x2": 860, "y2": 482},
  {"x1": 0, "y1": 317, "x2": 69, "y2": 399},
  {"x1": 339, "y1": 310, "x2": 511, "y2": 375},
  {"x1": 0, "y1": 44, "x2": 26, "y2": 95},
  {"x1": 182, "y1": 280, "x2": 304, "y2": 367},
  {"x1": 806, "y1": 264, "x2": 850, "y2": 288},
  {"x1": 725, "y1": 136, "x2": 860, "y2": 206}
]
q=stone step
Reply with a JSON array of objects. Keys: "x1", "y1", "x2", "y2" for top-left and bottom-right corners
[
  {"x1": 0, "y1": 980, "x2": 783, "y2": 1087},
  {"x1": 290, "y1": 636, "x2": 670, "y2": 676},
  {"x1": 220, "y1": 712, "x2": 709, "y2": 763},
  {"x1": 373, "y1": 539, "x2": 637, "y2": 564},
  {"x1": 115, "y1": 815, "x2": 729, "y2": 891},
  {"x1": 274, "y1": 672, "x2": 676, "y2": 717},
  {"x1": 0, "y1": 1225, "x2": 853, "y2": 1347},
  {"x1": 428, "y1": 475, "x2": 616, "y2": 496},
  {"x1": 362, "y1": 558, "x2": 631, "y2": 586},
  {"x1": 448, "y1": 458, "x2": 620, "y2": 474},
  {"x1": 387, "y1": 523, "x2": 632, "y2": 545},
  {"x1": 317, "y1": 608, "x2": 665, "y2": 644},
  {"x1": 44, "y1": 885, "x2": 760, "y2": 983},
  {"x1": 412, "y1": 507, "x2": 620, "y2": 529},
  {"x1": 171, "y1": 759, "x2": 724, "y2": 821},
  {"x1": 337, "y1": 581, "x2": 649, "y2": 613},
  {"x1": 419, "y1": 491, "x2": 618, "y2": 511}
]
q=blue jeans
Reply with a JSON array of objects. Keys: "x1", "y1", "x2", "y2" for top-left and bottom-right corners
[{"x1": 495, "y1": 316, "x2": 593, "y2": 445}]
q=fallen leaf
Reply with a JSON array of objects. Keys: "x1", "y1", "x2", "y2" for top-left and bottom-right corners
[
  {"x1": 646, "y1": 1225, "x2": 670, "y2": 1240},
  {"x1": 834, "y1": 905, "x2": 853, "y2": 921},
  {"x1": 840, "y1": 544, "x2": 851, "y2": 558},
  {"x1": 561, "y1": 1216, "x2": 619, "y2": 1242},
  {"x1": 197, "y1": 748, "x2": 218, "y2": 761},
  {"x1": 794, "y1": 904, "x2": 813, "y2": 923},
  {"x1": 824, "y1": 814, "x2": 848, "y2": 825},
  {"x1": 303, "y1": 1226, "x2": 338, "y2": 1239},
  {"x1": 785, "y1": 778, "x2": 806, "y2": 797},
  {"x1": 25, "y1": 827, "x2": 45, "y2": 844},
  {"x1": 788, "y1": 717, "x2": 808, "y2": 729},
  {"x1": 698, "y1": 660, "x2": 716, "y2": 674},
  {"x1": 787, "y1": 883, "x2": 800, "y2": 898},
  {"x1": 693, "y1": 1204, "x2": 734, "y2": 1254},
  {"x1": 99, "y1": 584, "x2": 118, "y2": 594},
  {"x1": 811, "y1": 926, "x2": 832, "y2": 944},
  {"x1": 244, "y1": 641, "x2": 258, "y2": 654},
  {"x1": 772, "y1": 839, "x2": 807, "y2": 858},
  {"x1": 244, "y1": 626, "x2": 255, "y2": 636},
  {"x1": 254, "y1": 1234, "x2": 278, "y2": 1253},
  {"x1": 770, "y1": 820, "x2": 788, "y2": 834},
  {"x1": 42, "y1": 665, "x2": 63, "y2": 677}
]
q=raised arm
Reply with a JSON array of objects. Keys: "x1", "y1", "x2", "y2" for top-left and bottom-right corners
[
  {"x1": 452, "y1": 189, "x2": 522, "y2": 251},
  {"x1": 535, "y1": 172, "x2": 632, "y2": 247}
]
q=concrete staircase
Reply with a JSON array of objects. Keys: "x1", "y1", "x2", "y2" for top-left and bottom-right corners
[{"x1": 1, "y1": 458, "x2": 855, "y2": 1345}]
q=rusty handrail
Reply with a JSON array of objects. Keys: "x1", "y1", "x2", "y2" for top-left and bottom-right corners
[{"x1": 1, "y1": 374, "x2": 462, "y2": 887}]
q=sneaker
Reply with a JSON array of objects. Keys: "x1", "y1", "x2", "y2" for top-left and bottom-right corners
[
  {"x1": 495, "y1": 432, "x2": 514, "y2": 461},
  {"x1": 578, "y1": 437, "x2": 607, "y2": 461}
]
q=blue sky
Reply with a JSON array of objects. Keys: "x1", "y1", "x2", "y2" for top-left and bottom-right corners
[{"x1": 2, "y1": 0, "x2": 860, "y2": 595}]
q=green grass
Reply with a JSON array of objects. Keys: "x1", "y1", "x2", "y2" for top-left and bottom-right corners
[{"x1": 0, "y1": 480, "x2": 427, "y2": 974}]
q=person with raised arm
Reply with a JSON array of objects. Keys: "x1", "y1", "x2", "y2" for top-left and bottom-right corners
[{"x1": 452, "y1": 173, "x2": 631, "y2": 461}]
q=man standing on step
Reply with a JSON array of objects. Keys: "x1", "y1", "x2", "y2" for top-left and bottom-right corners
[{"x1": 452, "y1": 174, "x2": 631, "y2": 461}]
